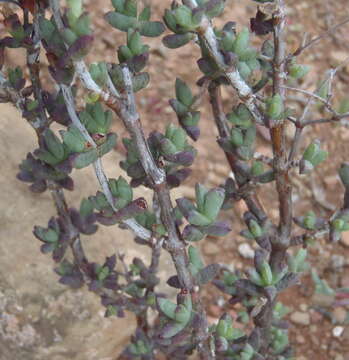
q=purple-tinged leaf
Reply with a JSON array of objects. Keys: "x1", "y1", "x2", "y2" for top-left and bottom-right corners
[
  {"x1": 182, "y1": 225, "x2": 204, "y2": 242},
  {"x1": 29, "y1": 179, "x2": 47, "y2": 193},
  {"x1": 57, "y1": 176, "x2": 74, "y2": 191},
  {"x1": 59, "y1": 274, "x2": 84, "y2": 289},
  {"x1": 176, "y1": 197, "x2": 196, "y2": 219},
  {"x1": 250, "y1": 9, "x2": 274, "y2": 35},
  {"x1": 196, "y1": 264, "x2": 220, "y2": 285},
  {"x1": 163, "y1": 33, "x2": 193, "y2": 49},
  {"x1": 167, "y1": 275, "x2": 182, "y2": 289},
  {"x1": 167, "y1": 168, "x2": 191, "y2": 188},
  {"x1": 199, "y1": 221, "x2": 231, "y2": 236},
  {"x1": 276, "y1": 273, "x2": 300, "y2": 291}
]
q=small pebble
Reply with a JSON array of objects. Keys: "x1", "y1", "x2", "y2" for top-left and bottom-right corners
[
  {"x1": 333, "y1": 307, "x2": 347, "y2": 324},
  {"x1": 290, "y1": 311, "x2": 310, "y2": 326},
  {"x1": 299, "y1": 303, "x2": 308, "y2": 312},
  {"x1": 340, "y1": 232, "x2": 349, "y2": 247},
  {"x1": 238, "y1": 243, "x2": 255, "y2": 259},
  {"x1": 332, "y1": 326, "x2": 344, "y2": 337}
]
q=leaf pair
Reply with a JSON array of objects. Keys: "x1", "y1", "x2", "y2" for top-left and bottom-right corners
[
  {"x1": 106, "y1": 1, "x2": 165, "y2": 38},
  {"x1": 157, "y1": 292, "x2": 192, "y2": 338},
  {"x1": 300, "y1": 140, "x2": 328, "y2": 174}
]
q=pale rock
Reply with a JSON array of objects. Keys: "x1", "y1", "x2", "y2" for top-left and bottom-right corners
[
  {"x1": 332, "y1": 326, "x2": 344, "y2": 337},
  {"x1": 299, "y1": 303, "x2": 308, "y2": 312},
  {"x1": 333, "y1": 307, "x2": 347, "y2": 324},
  {"x1": 340, "y1": 231, "x2": 349, "y2": 247},
  {"x1": 238, "y1": 243, "x2": 255, "y2": 259},
  {"x1": 290, "y1": 311, "x2": 310, "y2": 326},
  {"x1": 203, "y1": 241, "x2": 220, "y2": 256}
]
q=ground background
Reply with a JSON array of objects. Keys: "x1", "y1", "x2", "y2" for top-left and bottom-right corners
[{"x1": 0, "y1": 0, "x2": 349, "y2": 359}]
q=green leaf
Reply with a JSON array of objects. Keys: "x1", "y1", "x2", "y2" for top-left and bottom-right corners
[
  {"x1": 35, "y1": 149, "x2": 60, "y2": 165},
  {"x1": 73, "y1": 149, "x2": 98, "y2": 169},
  {"x1": 163, "y1": 9, "x2": 177, "y2": 32},
  {"x1": 174, "y1": 304, "x2": 191, "y2": 324},
  {"x1": 139, "y1": 6, "x2": 151, "y2": 21},
  {"x1": 132, "y1": 72, "x2": 150, "y2": 92},
  {"x1": 140, "y1": 21, "x2": 165, "y2": 37},
  {"x1": 66, "y1": 0, "x2": 83, "y2": 18},
  {"x1": 98, "y1": 133, "x2": 117, "y2": 157},
  {"x1": 175, "y1": 78, "x2": 193, "y2": 107},
  {"x1": 289, "y1": 64, "x2": 310, "y2": 79},
  {"x1": 311, "y1": 269, "x2": 335, "y2": 295},
  {"x1": 195, "y1": 183, "x2": 208, "y2": 214},
  {"x1": 161, "y1": 321, "x2": 186, "y2": 339},
  {"x1": 339, "y1": 163, "x2": 349, "y2": 187},
  {"x1": 128, "y1": 30, "x2": 143, "y2": 55},
  {"x1": 233, "y1": 27, "x2": 250, "y2": 56},
  {"x1": 111, "y1": 0, "x2": 125, "y2": 12},
  {"x1": 248, "y1": 268, "x2": 263, "y2": 286},
  {"x1": 188, "y1": 210, "x2": 212, "y2": 226},
  {"x1": 249, "y1": 219, "x2": 263, "y2": 237},
  {"x1": 39, "y1": 18, "x2": 56, "y2": 42},
  {"x1": 44, "y1": 129, "x2": 65, "y2": 161},
  {"x1": 124, "y1": 0, "x2": 137, "y2": 17},
  {"x1": 203, "y1": 188, "x2": 225, "y2": 221},
  {"x1": 80, "y1": 198, "x2": 94, "y2": 217},
  {"x1": 267, "y1": 94, "x2": 284, "y2": 120},
  {"x1": 162, "y1": 33, "x2": 193, "y2": 49},
  {"x1": 105, "y1": 12, "x2": 137, "y2": 32},
  {"x1": 237, "y1": 61, "x2": 252, "y2": 81},
  {"x1": 73, "y1": 14, "x2": 91, "y2": 37},
  {"x1": 45, "y1": 228, "x2": 59, "y2": 243},
  {"x1": 260, "y1": 261, "x2": 273, "y2": 286},
  {"x1": 188, "y1": 245, "x2": 204, "y2": 270},
  {"x1": 63, "y1": 28, "x2": 78, "y2": 45},
  {"x1": 62, "y1": 126, "x2": 86, "y2": 153},
  {"x1": 174, "y1": 5, "x2": 193, "y2": 28},
  {"x1": 97, "y1": 266, "x2": 110, "y2": 281},
  {"x1": 251, "y1": 161, "x2": 264, "y2": 176},
  {"x1": 230, "y1": 128, "x2": 244, "y2": 146},
  {"x1": 158, "y1": 298, "x2": 176, "y2": 320}
]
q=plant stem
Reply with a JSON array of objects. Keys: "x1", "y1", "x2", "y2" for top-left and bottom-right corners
[
  {"x1": 270, "y1": 0, "x2": 292, "y2": 250},
  {"x1": 208, "y1": 82, "x2": 267, "y2": 223},
  {"x1": 184, "y1": 0, "x2": 264, "y2": 126}
]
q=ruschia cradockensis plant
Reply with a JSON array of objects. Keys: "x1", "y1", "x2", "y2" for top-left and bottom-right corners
[{"x1": 1, "y1": 0, "x2": 349, "y2": 358}]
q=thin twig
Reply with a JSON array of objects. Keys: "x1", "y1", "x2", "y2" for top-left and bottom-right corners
[
  {"x1": 282, "y1": 85, "x2": 337, "y2": 115},
  {"x1": 291, "y1": 17, "x2": 349, "y2": 57}
]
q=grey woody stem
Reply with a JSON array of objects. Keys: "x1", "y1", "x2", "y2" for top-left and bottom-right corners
[
  {"x1": 119, "y1": 66, "x2": 193, "y2": 290},
  {"x1": 118, "y1": 66, "x2": 212, "y2": 359},
  {"x1": 270, "y1": 0, "x2": 293, "y2": 248},
  {"x1": 184, "y1": 0, "x2": 264, "y2": 126},
  {"x1": 49, "y1": 0, "x2": 152, "y2": 242}
]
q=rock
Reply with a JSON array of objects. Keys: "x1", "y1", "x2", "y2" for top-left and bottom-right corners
[
  {"x1": 310, "y1": 310, "x2": 323, "y2": 323},
  {"x1": 290, "y1": 311, "x2": 310, "y2": 326},
  {"x1": 0, "y1": 103, "x2": 176, "y2": 359},
  {"x1": 296, "y1": 334, "x2": 305, "y2": 344},
  {"x1": 340, "y1": 232, "x2": 349, "y2": 247},
  {"x1": 324, "y1": 175, "x2": 339, "y2": 188},
  {"x1": 312, "y1": 293, "x2": 335, "y2": 307},
  {"x1": 238, "y1": 243, "x2": 255, "y2": 259},
  {"x1": 331, "y1": 255, "x2": 346, "y2": 269},
  {"x1": 310, "y1": 324, "x2": 318, "y2": 332},
  {"x1": 299, "y1": 303, "x2": 308, "y2": 312},
  {"x1": 203, "y1": 241, "x2": 220, "y2": 256},
  {"x1": 333, "y1": 307, "x2": 348, "y2": 324},
  {"x1": 332, "y1": 326, "x2": 344, "y2": 337}
]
